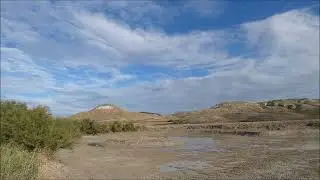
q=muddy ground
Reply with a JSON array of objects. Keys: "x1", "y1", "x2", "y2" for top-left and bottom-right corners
[{"x1": 40, "y1": 127, "x2": 319, "y2": 180}]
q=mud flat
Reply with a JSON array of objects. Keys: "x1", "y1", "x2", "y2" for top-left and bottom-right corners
[{"x1": 39, "y1": 125, "x2": 320, "y2": 180}]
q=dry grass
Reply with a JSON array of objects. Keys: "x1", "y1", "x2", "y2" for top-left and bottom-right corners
[
  {"x1": 218, "y1": 149, "x2": 320, "y2": 180},
  {"x1": 186, "y1": 119, "x2": 320, "y2": 130},
  {"x1": 0, "y1": 143, "x2": 39, "y2": 180},
  {"x1": 38, "y1": 154, "x2": 69, "y2": 180}
]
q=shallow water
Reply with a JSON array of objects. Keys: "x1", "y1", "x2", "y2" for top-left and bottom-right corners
[
  {"x1": 164, "y1": 136, "x2": 225, "y2": 153},
  {"x1": 159, "y1": 160, "x2": 210, "y2": 172},
  {"x1": 159, "y1": 136, "x2": 225, "y2": 172}
]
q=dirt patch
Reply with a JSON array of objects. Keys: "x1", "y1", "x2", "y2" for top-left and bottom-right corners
[{"x1": 38, "y1": 154, "x2": 70, "y2": 180}]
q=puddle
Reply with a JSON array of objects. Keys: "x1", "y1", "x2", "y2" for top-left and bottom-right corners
[
  {"x1": 159, "y1": 160, "x2": 210, "y2": 172},
  {"x1": 164, "y1": 136, "x2": 226, "y2": 153},
  {"x1": 88, "y1": 142, "x2": 105, "y2": 148}
]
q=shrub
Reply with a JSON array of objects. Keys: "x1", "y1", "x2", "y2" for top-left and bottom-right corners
[
  {"x1": 44, "y1": 118, "x2": 81, "y2": 151},
  {"x1": 287, "y1": 104, "x2": 294, "y2": 110},
  {"x1": 168, "y1": 119, "x2": 188, "y2": 124},
  {"x1": 110, "y1": 121, "x2": 124, "y2": 132},
  {"x1": 79, "y1": 119, "x2": 99, "y2": 135},
  {"x1": 105, "y1": 121, "x2": 138, "y2": 133},
  {"x1": 0, "y1": 100, "x2": 81, "y2": 152},
  {"x1": 122, "y1": 121, "x2": 137, "y2": 132},
  {"x1": 0, "y1": 100, "x2": 139, "y2": 180},
  {"x1": 294, "y1": 103, "x2": 302, "y2": 111},
  {"x1": 78, "y1": 119, "x2": 138, "y2": 134},
  {"x1": 97, "y1": 123, "x2": 110, "y2": 134},
  {"x1": 0, "y1": 143, "x2": 39, "y2": 180},
  {"x1": 265, "y1": 122, "x2": 286, "y2": 130},
  {"x1": 306, "y1": 121, "x2": 320, "y2": 128},
  {"x1": 266, "y1": 101, "x2": 275, "y2": 106}
]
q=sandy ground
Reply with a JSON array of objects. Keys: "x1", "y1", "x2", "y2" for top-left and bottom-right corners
[{"x1": 40, "y1": 127, "x2": 320, "y2": 180}]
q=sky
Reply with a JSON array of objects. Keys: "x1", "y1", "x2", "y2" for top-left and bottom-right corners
[{"x1": 1, "y1": 0, "x2": 319, "y2": 116}]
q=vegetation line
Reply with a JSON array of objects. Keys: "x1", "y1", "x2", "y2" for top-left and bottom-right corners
[{"x1": 0, "y1": 100, "x2": 139, "y2": 180}]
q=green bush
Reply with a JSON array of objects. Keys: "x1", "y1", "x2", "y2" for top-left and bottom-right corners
[
  {"x1": 97, "y1": 123, "x2": 110, "y2": 134},
  {"x1": 0, "y1": 100, "x2": 139, "y2": 152},
  {"x1": 79, "y1": 118, "x2": 99, "y2": 135},
  {"x1": 0, "y1": 100, "x2": 139, "y2": 180},
  {"x1": 168, "y1": 118, "x2": 188, "y2": 124},
  {"x1": 266, "y1": 122, "x2": 286, "y2": 130},
  {"x1": 109, "y1": 121, "x2": 138, "y2": 132},
  {"x1": 44, "y1": 118, "x2": 81, "y2": 151},
  {"x1": 110, "y1": 121, "x2": 123, "y2": 132},
  {"x1": 0, "y1": 143, "x2": 39, "y2": 180},
  {"x1": 294, "y1": 103, "x2": 302, "y2": 111},
  {"x1": 122, "y1": 121, "x2": 136, "y2": 131},
  {"x1": 287, "y1": 104, "x2": 294, "y2": 110},
  {"x1": 0, "y1": 100, "x2": 81, "y2": 152},
  {"x1": 306, "y1": 121, "x2": 320, "y2": 128},
  {"x1": 78, "y1": 118, "x2": 138, "y2": 134},
  {"x1": 266, "y1": 101, "x2": 275, "y2": 106}
]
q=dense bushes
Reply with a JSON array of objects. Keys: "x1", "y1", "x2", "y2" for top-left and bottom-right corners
[
  {"x1": 0, "y1": 100, "x2": 140, "y2": 179},
  {"x1": 79, "y1": 118, "x2": 100, "y2": 135},
  {"x1": 1, "y1": 100, "x2": 139, "y2": 152},
  {"x1": 0, "y1": 101, "x2": 81, "y2": 152},
  {"x1": 78, "y1": 118, "x2": 138, "y2": 135}
]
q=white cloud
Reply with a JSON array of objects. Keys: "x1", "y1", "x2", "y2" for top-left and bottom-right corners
[
  {"x1": 242, "y1": 9, "x2": 319, "y2": 74},
  {"x1": 0, "y1": 1, "x2": 319, "y2": 115},
  {"x1": 71, "y1": 9, "x2": 228, "y2": 68},
  {"x1": 1, "y1": 0, "x2": 228, "y2": 69},
  {"x1": 1, "y1": 47, "x2": 55, "y2": 93}
]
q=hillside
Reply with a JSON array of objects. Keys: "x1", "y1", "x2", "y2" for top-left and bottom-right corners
[
  {"x1": 168, "y1": 98, "x2": 320, "y2": 124},
  {"x1": 70, "y1": 104, "x2": 166, "y2": 125},
  {"x1": 70, "y1": 99, "x2": 319, "y2": 125}
]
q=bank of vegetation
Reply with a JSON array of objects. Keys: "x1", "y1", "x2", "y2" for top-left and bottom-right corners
[{"x1": 0, "y1": 100, "x2": 139, "y2": 179}]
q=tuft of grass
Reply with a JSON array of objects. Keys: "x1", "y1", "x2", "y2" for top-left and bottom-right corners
[
  {"x1": 0, "y1": 143, "x2": 39, "y2": 180},
  {"x1": 168, "y1": 118, "x2": 188, "y2": 124},
  {"x1": 306, "y1": 121, "x2": 320, "y2": 128}
]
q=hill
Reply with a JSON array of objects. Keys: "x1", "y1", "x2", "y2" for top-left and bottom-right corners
[
  {"x1": 70, "y1": 104, "x2": 166, "y2": 125},
  {"x1": 70, "y1": 99, "x2": 319, "y2": 125},
  {"x1": 168, "y1": 98, "x2": 320, "y2": 124}
]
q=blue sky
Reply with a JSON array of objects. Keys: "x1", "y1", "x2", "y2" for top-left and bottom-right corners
[{"x1": 1, "y1": 0, "x2": 319, "y2": 116}]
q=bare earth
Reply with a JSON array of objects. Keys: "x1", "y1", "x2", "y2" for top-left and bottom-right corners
[{"x1": 40, "y1": 126, "x2": 320, "y2": 180}]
